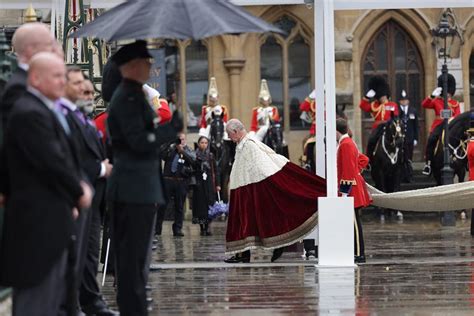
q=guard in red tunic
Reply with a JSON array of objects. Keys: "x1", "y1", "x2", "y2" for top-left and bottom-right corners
[
  {"x1": 360, "y1": 76, "x2": 399, "y2": 161},
  {"x1": 336, "y1": 118, "x2": 372, "y2": 263},
  {"x1": 422, "y1": 73, "x2": 460, "y2": 175},
  {"x1": 249, "y1": 79, "x2": 280, "y2": 141},
  {"x1": 466, "y1": 116, "x2": 474, "y2": 236},
  {"x1": 199, "y1": 77, "x2": 228, "y2": 138},
  {"x1": 299, "y1": 89, "x2": 316, "y2": 136}
]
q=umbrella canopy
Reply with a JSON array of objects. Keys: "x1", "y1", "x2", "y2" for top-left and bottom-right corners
[{"x1": 71, "y1": 0, "x2": 284, "y2": 41}]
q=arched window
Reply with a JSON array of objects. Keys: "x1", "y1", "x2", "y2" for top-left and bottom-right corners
[
  {"x1": 361, "y1": 20, "x2": 425, "y2": 160},
  {"x1": 260, "y1": 36, "x2": 283, "y2": 118},
  {"x1": 259, "y1": 14, "x2": 312, "y2": 131},
  {"x1": 186, "y1": 41, "x2": 209, "y2": 130}
]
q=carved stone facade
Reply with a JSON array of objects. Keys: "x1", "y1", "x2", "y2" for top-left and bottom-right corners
[{"x1": 0, "y1": 6, "x2": 472, "y2": 162}]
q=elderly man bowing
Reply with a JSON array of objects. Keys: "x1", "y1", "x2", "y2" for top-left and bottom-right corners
[
  {"x1": 106, "y1": 40, "x2": 175, "y2": 316},
  {"x1": 0, "y1": 52, "x2": 92, "y2": 316}
]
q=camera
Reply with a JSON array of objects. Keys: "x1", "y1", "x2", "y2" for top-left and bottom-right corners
[{"x1": 175, "y1": 138, "x2": 182, "y2": 145}]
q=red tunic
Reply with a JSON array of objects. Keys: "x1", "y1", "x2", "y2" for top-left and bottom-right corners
[
  {"x1": 421, "y1": 97, "x2": 460, "y2": 132},
  {"x1": 467, "y1": 139, "x2": 474, "y2": 181},
  {"x1": 359, "y1": 98, "x2": 399, "y2": 130},
  {"x1": 337, "y1": 135, "x2": 372, "y2": 208},
  {"x1": 299, "y1": 97, "x2": 316, "y2": 135},
  {"x1": 250, "y1": 106, "x2": 280, "y2": 132},
  {"x1": 199, "y1": 105, "x2": 228, "y2": 129},
  {"x1": 94, "y1": 111, "x2": 108, "y2": 144}
]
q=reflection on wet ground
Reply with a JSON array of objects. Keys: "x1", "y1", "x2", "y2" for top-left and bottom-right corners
[{"x1": 102, "y1": 214, "x2": 474, "y2": 315}]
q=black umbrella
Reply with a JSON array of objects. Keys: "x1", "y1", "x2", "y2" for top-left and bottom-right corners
[{"x1": 71, "y1": 0, "x2": 283, "y2": 41}]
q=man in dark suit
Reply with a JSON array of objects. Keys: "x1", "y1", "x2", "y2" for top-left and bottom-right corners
[
  {"x1": 0, "y1": 52, "x2": 92, "y2": 316},
  {"x1": 398, "y1": 90, "x2": 419, "y2": 183},
  {"x1": 58, "y1": 67, "x2": 117, "y2": 316},
  {"x1": 107, "y1": 40, "x2": 176, "y2": 316},
  {"x1": 0, "y1": 22, "x2": 55, "y2": 201}
]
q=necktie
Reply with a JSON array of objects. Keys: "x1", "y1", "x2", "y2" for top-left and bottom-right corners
[
  {"x1": 53, "y1": 107, "x2": 71, "y2": 135},
  {"x1": 171, "y1": 153, "x2": 179, "y2": 173}
]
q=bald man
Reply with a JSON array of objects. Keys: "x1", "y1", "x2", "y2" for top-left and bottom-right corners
[
  {"x1": 0, "y1": 22, "x2": 55, "y2": 198},
  {"x1": 0, "y1": 52, "x2": 92, "y2": 316}
]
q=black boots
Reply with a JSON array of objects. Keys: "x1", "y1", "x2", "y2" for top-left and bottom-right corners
[{"x1": 200, "y1": 224, "x2": 212, "y2": 236}]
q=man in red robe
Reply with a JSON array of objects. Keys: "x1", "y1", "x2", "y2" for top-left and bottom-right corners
[
  {"x1": 359, "y1": 76, "x2": 399, "y2": 162},
  {"x1": 223, "y1": 119, "x2": 326, "y2": 263},
  {"x1": 422, "y1": 73, "x2": 461, "y2": 175},
  {"x1": 336, "y1": 118, "x2": 372, "y2": 263}
]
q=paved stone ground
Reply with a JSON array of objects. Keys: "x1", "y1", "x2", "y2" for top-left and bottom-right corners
[{"x1": 101, "y1": 213, "x2": 474, "y2": 315}]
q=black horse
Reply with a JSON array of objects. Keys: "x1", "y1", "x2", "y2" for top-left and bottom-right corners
[
  {"x1": 370, "y1": 118, "x2": 405, "y2": 220},
  {"x1": 209, "y1": 113, "x2": 234, "y2": 203},
  {"x1": 431, "y1": 111, "x2": 471, "y2": 186},
  {"x1": 262, "y1": 120, "x2": 289, "y2": 158}
]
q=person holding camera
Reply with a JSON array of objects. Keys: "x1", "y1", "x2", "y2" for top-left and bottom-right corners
[{"x1": 156, "y1": 132, "x2": 195, "y2": 237}]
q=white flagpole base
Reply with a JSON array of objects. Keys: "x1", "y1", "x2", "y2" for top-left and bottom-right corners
[{"x1": 318, "y1": 197, "x2": 355, "y2": 267}]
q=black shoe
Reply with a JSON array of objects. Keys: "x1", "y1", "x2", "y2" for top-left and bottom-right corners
[
  {"x1": 422, "y1": 163, "x2": 431, "y2": 175},
  {"x1": 84, "y1": 307, "x2": 119, "y2": 316},
  {"x1": 205, "y1": 230, "x2": 212, "y2": 236},
  {"x1": 271, "y1": 247, "x2": 284, "y2": 262},
  {"x1": 173, "y1": 231, "x2": 184, "y2": 237},
  {"x1": 354, "y1": 255, "x2": 366, "y2": 264},
  {"x1": 224, "y1": 255, "x2": 250, "y2": 263},
  {"x1": 305, "y1": 249, "x2": 318, "y2": 260},
  {"x1": 200, "y1": 230, "x2": 205, "y2": 236}
]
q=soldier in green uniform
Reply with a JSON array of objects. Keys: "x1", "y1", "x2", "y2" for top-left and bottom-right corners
[{"x1": 106, "y1": 40, "x2": 175, "y2": 316}]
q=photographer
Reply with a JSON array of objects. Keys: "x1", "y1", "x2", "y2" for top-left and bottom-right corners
[{"x1": 156, "y1": 132, "x2": 195, "y2": 237}]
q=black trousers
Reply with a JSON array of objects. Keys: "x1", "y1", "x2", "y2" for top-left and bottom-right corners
[
  {"x1": 13, "y1": 250, "x2": 68, "y2": 316},
  {"x1": 354, "y1": 208, "x2": 365, "y2": 257},
  {"x1": 79, "y1": 193, "x2": 107, "y2": 313},
  {"x1": 111, "y1": 202, "x2": 157, "y2": 316},
  {"x1": 156, "y1": 178, "x2": 187, "y2": 234}
]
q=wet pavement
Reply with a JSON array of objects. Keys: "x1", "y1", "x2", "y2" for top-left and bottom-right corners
[{"x1": 101, "y1": 214, "x2": 474, "y2": 315}]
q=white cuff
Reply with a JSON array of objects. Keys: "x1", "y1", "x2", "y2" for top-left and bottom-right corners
[{"x1": 99, "y1": 162, "x2": 106, "y2": 178}]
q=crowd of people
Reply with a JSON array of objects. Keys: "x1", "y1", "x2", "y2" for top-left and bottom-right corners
[{"x1": 0, "y1": 20, "x2": 471, "y2": 316}]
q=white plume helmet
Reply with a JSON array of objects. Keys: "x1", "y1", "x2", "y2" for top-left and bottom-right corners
[
  {"x1": 258, "y1": 79, "x2": 272, "y2": 103},
  {"x1": 400, "y1": 89, "x2": 408, "y2": 100},
  {"x1": 207, "y1": 77, "x2": 219, "y2": 102}
]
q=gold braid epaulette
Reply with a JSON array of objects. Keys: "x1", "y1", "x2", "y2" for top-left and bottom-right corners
[
  {"x1": 370, "y1": 101, "x2": 384, "y2": 120},
  {"x1": 340, "y1": 179, "x2": 357, "y2": 185}
]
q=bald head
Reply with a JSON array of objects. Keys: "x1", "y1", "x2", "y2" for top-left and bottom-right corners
[
  {"x1": 12, "y1": 23, "x2": 55, "y2": 64},
  {"x1": 28, "y1": 52, "x2": 66, "y2": 100}
]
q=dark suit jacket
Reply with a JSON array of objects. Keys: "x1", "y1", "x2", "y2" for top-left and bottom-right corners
[
  {"x1": 162, "y1": 144, "x2": 195, "y2": 178},
  {"x1": 0, "y1": 92, "x2": 84, "y2": 287},
  {"x1": 398, "y1": 105, "x2": 419, "y2": 143},
  {"x1": 107, "y1": 79, "x2": 176, "y2": 205},
  {"x1": 0, "y1": 68, "x2": 27, "y2": 194},
  {"x1": 62, "y1": 103, "x2": 108, "y2": 219}
]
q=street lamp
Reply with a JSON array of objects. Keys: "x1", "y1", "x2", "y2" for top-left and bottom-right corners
[{"x1": 431, "y1": 12, "x2": 457, "y2": 226}]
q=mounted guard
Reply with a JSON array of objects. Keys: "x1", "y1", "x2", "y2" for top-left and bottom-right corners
[
  {"x1": 199, "y1": 77, "x2": 228, "y2": 138},
  {"x1": 249, "y1": 79, "x2": 281, "y2": 142}
]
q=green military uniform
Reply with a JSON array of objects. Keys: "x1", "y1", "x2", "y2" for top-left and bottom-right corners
[{"x1": 106, "y1": 40, "x2": 175, "y2": 316}]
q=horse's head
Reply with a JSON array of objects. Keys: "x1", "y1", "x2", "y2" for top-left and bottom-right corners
[
  {"x1": 385, "y1": 118, "x2": 405, "y2": 149},
  {"x1": 265, "y1": 120, "x2": 284, "y2": 150},
  {"x1": 209, "y1": 108, "x2": 225, "y2": 159}
]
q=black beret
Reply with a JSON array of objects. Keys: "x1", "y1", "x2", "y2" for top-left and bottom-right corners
[{"x1": 111, "y1": 40, "x2": 152, "y2": 66}]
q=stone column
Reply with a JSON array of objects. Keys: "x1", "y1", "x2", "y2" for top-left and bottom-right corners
[{"x1": 221, "y1": 35, "x2": 247, "y2": 119}]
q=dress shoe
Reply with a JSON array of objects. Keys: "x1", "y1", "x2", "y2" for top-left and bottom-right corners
[
  {"x1": 271, "y1": 247, "x2": 284, "y2": 262},
  {"x1": 224, "y1": 255, "x2": 250, "y2": 263},
  {"x1": 85, "y1": 307, "x2": 119, "y2": 316},
  {"x1": 305, "y1": 249, "x2": 318, "y2": 260},
  {"x1": 173, "y1": 231, "x2": 184, "y2": 237},
  {"x1": 354, "y1": 255, "x2": 366, "y2": 264}
]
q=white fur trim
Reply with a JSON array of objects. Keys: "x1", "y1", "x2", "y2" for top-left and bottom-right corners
[{"x1": 229, "y1": 135, "x2": 289, "y2": 190}]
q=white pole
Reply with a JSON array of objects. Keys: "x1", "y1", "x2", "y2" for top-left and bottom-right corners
[
  {"x1": 101, "y1": 238, "x2": 111, "y2": 286},
  {"x1": 314, "y1": 1, "x2": 326, "y2": 178},
  {"x1": 323, "y1": 0, "x2": 337, "y2": 197}
]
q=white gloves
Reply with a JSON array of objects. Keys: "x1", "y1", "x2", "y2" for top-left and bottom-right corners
[
  {"x1": 366, "y1": 89, "x2": 376, "y2": 98},
  {"x1": 309, "y1": 89, "x2": 316, "y2": 99},
  {"x1": 143, "y1": 84, "x2": 160, "y2": 106},
  {"x1": 431, "y1": 87, "x2": 442, "y2": 97},
  {"x1": 414, "y1": 140, "x2": 418, "y2": 146}
]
